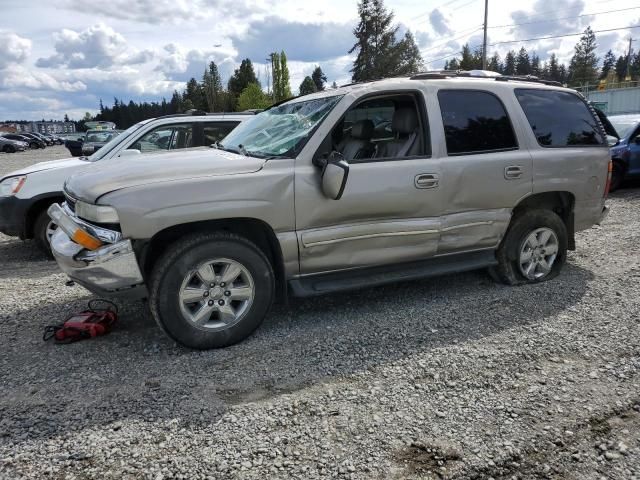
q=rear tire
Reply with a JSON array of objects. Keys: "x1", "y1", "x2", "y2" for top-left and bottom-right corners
[
  {"x1": 33, "y1": 209, "x2": 56, "y2": 258},
  {"x1": 149, "y1": 232, "x2": 275, "y2": 349},
  {"x1": 609, "y1": 161, "x2": 625, "y2": 192},
  {"x1": 490, "y1": 209, "x2": 567, "y2": 286}
]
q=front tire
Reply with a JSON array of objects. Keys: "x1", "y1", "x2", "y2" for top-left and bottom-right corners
[
  {"x1": 3, "y1": 145, "x2": 16, "y2": 153},
  {"x1": 33, "y1": 209, "x2": 57, "y2": 258},
  {"x1": 149, "y1": 232, "x2": 275, "y2": 349},
  {"x1": 490, "y1": 209, "x2": 568, "y2": 285}
]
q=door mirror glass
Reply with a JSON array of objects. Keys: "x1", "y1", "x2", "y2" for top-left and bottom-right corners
[
  {"x1": 606, "y1": 135, "x2": 619, "y2": 147},
  {"x1": 321, "y1": 152, "x2": 349, "y2": 200},
  {"x1": 119, "y1": 149, "x2": 141, "y2": 158}
]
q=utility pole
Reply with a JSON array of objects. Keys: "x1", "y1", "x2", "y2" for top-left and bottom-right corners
[
  {"x1": 625, "y1": 37, "x2": 634, "y2": 81},
  {"x1": 482, "y1": 0, "x2": 489, "y2": 70}
]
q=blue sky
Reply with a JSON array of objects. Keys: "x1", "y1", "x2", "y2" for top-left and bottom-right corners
[{"x1": 1, "y1": 0, "x2": 637, "y2": 120}]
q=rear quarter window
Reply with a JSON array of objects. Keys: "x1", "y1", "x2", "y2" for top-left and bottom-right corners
[
  {"x1": 438, "y1": 89, "x2": 518, "y2": 155},
  {"x1": 515, "y1": 89, "x2": 605, "y2": 147}
]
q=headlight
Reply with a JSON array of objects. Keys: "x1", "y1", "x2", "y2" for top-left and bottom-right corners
[
  {"x1": 75, "y1": 200, "x2": 120, "y2": 223},
  {"x1": 0, "y1": 176, "x2": 27, "y2": 197}
]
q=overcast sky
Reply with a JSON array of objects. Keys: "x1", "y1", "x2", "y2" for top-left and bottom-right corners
[{"x1": 1, "y1": 0, "x2": 638, "y2": 120}]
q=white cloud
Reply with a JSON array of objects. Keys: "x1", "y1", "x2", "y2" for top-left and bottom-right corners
[
  {"x1": 0, "y1": 66, "x2": 86, "y2": 92},
  {"x1": 0, "y1": 31, "x2": 31, "y2": 69}
]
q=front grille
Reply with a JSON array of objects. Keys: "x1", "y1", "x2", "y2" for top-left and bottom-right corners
[{"x1": 64, "y1": 191, "x2": 77, "y2": 213}]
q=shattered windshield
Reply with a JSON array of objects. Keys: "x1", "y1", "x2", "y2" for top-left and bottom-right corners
[{"x1": 220, "y1": 94, "x2": 344, "y2": 157}]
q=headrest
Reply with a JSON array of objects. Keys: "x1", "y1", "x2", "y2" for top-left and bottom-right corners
[
  {"x1": 392, "y1": 108, "x2": 418, "y2": 134},
  {"x1": 350, "y1": 119, "x2": 374, "y2": 140}
]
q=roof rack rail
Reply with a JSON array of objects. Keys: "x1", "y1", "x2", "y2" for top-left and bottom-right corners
[{"x1": 494, "y1": 75, "x2": 562, "y2": 87}]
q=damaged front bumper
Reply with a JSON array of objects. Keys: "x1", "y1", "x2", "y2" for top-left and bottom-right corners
[{"x1": 48, "y1": 203, "x2": 147, "y2": 299}]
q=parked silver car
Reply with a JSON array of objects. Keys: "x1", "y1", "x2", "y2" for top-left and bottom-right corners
[
  {"x1": 48, "y1": 72, "x2": 611, "y2": 349},
  {"x1": 0, "y1": 136, "x2": 28, "y2": 153}
]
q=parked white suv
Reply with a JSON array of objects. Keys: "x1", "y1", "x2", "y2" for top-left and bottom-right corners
[{"x1": 0, "y1": 113, "x2": 251, "y2": 254}]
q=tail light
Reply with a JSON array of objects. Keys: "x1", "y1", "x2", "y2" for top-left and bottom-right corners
[{"x1": 603, "y1": 160, "x2": 613, "y2": 198}]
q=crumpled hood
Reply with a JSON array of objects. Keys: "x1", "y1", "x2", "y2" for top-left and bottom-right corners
[
  {"x1": 2, "y1": 157, "x2": 87, "y2": 179},
  {"x1": 65, "y1": 147, "x2": 266, "y2": 203}
]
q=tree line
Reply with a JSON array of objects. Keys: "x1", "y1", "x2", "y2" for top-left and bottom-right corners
[
  {"x1": 445, "y1": 27, "x2": 640, "y2": 86},
  {"x1": 82, "y1": 0, "x2": 638, "y2": 129}
]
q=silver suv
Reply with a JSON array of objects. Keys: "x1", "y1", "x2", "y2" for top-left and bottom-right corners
[{"x1": 48, "y1": 72, "x2": 611, "y2": 349}]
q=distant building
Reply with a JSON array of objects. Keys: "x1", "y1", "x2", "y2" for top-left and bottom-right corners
[
  {"x1": 0, "y1": 121, "x2": 76, "y2": 134},
  {"x1": 587, "y1": 86, "x2": 640, "y2": 116}
]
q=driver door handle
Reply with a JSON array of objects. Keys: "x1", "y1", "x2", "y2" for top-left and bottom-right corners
[{"x1": 415, "y1": 173, "x2": 439, "y2": 189}]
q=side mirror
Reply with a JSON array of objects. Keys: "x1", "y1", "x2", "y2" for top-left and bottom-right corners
[
  {"x1": 77, "y1": 137, "x2": 84, "y2": 142},
  {"x1": 118, "y1": 149, "x2": 141, "y2": 158},
  {"x1": 606, "y1": 135, "x2": 620, "y2": 147},
  {"x1": 320, "y1": 152, "x2": 349, "y2": 200}
]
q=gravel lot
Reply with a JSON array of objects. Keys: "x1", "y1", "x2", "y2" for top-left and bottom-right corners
[{"x1": 0, "y1": 147, "x2": 639, "y2": 479}]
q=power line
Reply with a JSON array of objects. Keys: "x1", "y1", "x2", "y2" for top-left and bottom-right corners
[
  {"x1": 486, "y1": 25, "x2": 640, "y2": 47},
  {"x1": 489, "y1": 5, "x2": 640, "y2": 29},
  {"x1": 425, "y1": 25, "x2": 640, "y2": 64}
]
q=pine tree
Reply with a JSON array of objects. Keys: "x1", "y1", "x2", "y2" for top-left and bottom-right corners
[
  {"x1": 530, "y1": 53, "x2": 541, "y2": 76},
  {"x1": 228, "y1": 59, "x2": 259, "y2": 107},
  {"x1": 615, "y1": 55, "x2": 627, "y2": 81},
  {"x1": 558, "y1": 64, "x2": 568, "y2": 84},
  {"x1": 487, "y1": 52, "x2": 502, "y2": 73},
  {"x1": 183, "y1": 77, "x2": 206, "y2": 110},
  {"x1": 392, "y1": 31, "x2": 424, "y2": 75},
  {"x1": 311, "y1": 66, "x2": 327, "y2": 91},
  {"x1": 503, "y1": 50, "x2": 516, "y2": 75},
  {"x1": 547, "y1": 53, "x2": 560, "y2": 82},
  {"x1": 280, "y1": 51, "x2": 292, "y2": 99},
  {"x1": 600, "y1": 50, "x2": 616, "y2": 80},
  {"x1": 299, "y1": 76, "x2": 317, "y2": 95},
  {"x1": 515, "y1": 47, "x2": 531, "y2": 75},
  {"x1": 203, "y1": 61, "x2": 224, "y2": 112},
  {"x1": 63, "y1": 113, "x2": 70, "y2": 123},
  {"x1": 169, "y1": 90, "x2": 183, "y2": 114},
  {"x1": 568, "y1": 26, "x2": 599, "y2": 86},
  {"x1": 459, "y1": 44, "x2": 475, "y2": 70},
  {"x1": 349, "y1": 0, "x2": 398, "y2": 81}
]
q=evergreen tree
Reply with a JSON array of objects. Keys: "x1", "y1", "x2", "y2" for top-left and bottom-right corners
[
  {"x1": 349, "y1": 0, "x2": 398, "y2": 81},
  {"x1": 503, "y1": 50, "x2": 516, "y2": 75},
  {"x1": 228, "y1": 59, "x2": 259, "y2": 107},
  {"x1": 299, "y1": 76, "x2": 317, "y2": 95},
  {"x1": 447, "y1": 58, "x2": 460, "y2": 70},
  {"x1": 311, "y1": 66, "x2": 327, "y2": 91},
  {"x1": 515, "y1": 47, "x2": 531, "y2": 75},
  {"x1": 183, "y1": 77, "x2": 206, "y2": 110},
  {"x1": 600, "y1": 50, "x2": 616, "y2": 80},
  {"x1": 487, "y1": 52, "x2": 502, "y2": 73},
  {"x1": 615, "y1": 55, "x2": 627, "y2": 81},
  {"x1": 203, "y1": 61, "x2": 224, "y2": 112},
  {"x1": 170, "y1": 90, "x2": 183, "y2": 114},
  {"x1": 458, "y1": 44, "x2": 475, "y2": 70},
  {"x1": 392, "y1": 31, "x2": 423, "y2": 75},
  {"x1": 558, "y1": 64, "x2": 568, "y2": 84},
  {"x1": 547, "y1": 53, "x2": 560, "y2": 82},
  {"x1": 568, "y1": 26, "x2": 599, "y2": 86},
  {"x1": 331, "y1": 81, "x2": 338, "y2": 89},
  {"x1": 530, "y1": 53, "x2": 541, "y2": 76},
  {"x1": 280, "y1": 51, "x2": 292, "y2": 99},
  {"x1": 63, "y1": 113, "x2": 70, "y2": 123}
]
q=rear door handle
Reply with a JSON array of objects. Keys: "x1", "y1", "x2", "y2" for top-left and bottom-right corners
[
  {"x1": 504, "y1": 166, "x2": 523, "y2": 179},
  {"x1": 415, "y1": 173, "x2": 439, "y2": 189}
]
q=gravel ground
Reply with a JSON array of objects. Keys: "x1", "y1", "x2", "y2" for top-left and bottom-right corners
[
  {"x1": 0, "y1": 145, "x2": 72, "y2": 175},
  {"x1": 0, "y1": 148, "x2": 639, "y2": 479}
]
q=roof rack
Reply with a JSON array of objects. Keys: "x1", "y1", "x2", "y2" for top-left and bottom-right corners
[{"x1": 409, "y1": 70, "x2": 563, "y2": 86}]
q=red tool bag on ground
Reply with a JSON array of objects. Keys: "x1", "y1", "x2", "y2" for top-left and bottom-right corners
[{"x1": 43, "y1": 300, "x2": 118, "y2": 344}]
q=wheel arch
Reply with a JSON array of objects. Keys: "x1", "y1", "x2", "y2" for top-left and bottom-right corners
[
  {"x1": 24, "y1": 193, "x2": 65, "y2": 239},
  {"x1": 512, "y1": 191, "x2": 576, "y2": 250},
  {"x1": 139, "y1": 217, "x2": 287, "y2": 302}
]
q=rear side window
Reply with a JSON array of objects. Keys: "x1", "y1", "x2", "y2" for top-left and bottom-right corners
[
  {"x1": 515, "y1": 89, "x2": 604, "y2": 147},
  {"x1": 438, "y1": 90, "x2": 518, "y2": 155}
]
